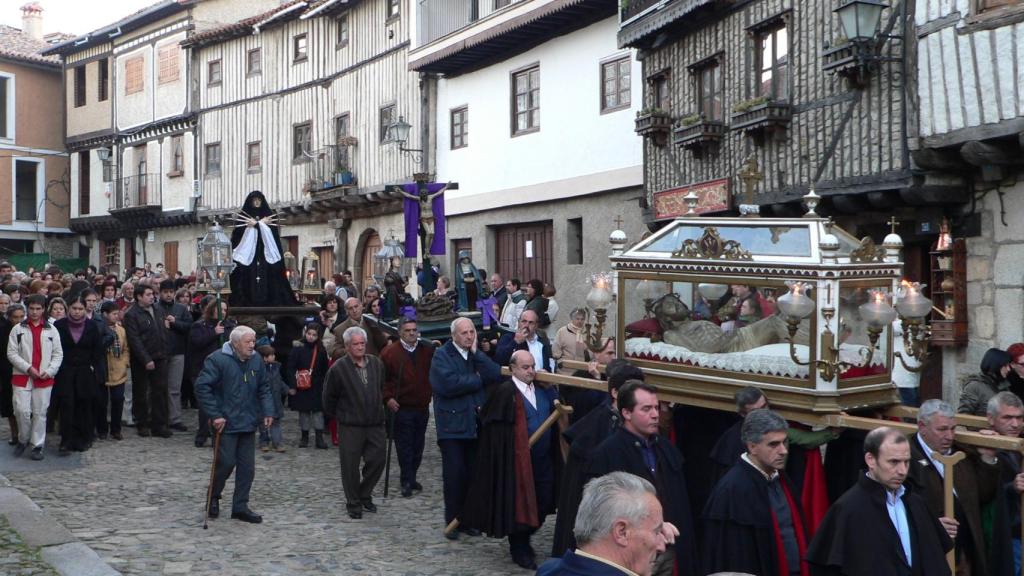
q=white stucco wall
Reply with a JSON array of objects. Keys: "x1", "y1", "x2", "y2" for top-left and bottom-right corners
[
  {"x1": 70, "y1": 150, "x2": 112, "y2": 218},
  {"x1": 115, "y1": 31, "x2": 189, "y2": 131},
  {"x1": 434, "y1": 16, "x2": 643, "y2": 215}
]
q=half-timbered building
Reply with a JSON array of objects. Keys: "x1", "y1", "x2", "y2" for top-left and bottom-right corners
[
  {"x1": 410, "y1": 0, "x2": 648, "y2": 313},
  {"x1": 182, "y1": 0, "x2": 423, "y2": 290}
]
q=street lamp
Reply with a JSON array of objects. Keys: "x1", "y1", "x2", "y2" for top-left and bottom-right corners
[
  {"x1": 199, "y1": 220, "x2": 234, "y2": 342},
  {"x1": 387, "y1": 115, "x2": 423, "y2": 162},
  {"x1": 835, "y1": 0, "x2": 887, "y2": 42}
]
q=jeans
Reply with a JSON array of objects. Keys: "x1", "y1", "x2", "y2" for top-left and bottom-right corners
[
  {"x1": 259, "y1": 419, "x2": 283, "y2": 446},
  {"x1": 437, "y1": 438, "x2": 477, "y2": 524},
  {"x1": 393, "y1": 409, "x2": 429, "y2": 488},
  {"x1": 95, "y1": 384, "x2": 125, "y2": 435},
  {"x1": 211, "y1": 431, "x2": 256, "y2": 513}
]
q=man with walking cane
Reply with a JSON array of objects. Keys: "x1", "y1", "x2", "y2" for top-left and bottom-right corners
[
  {"x1": 381, "y1": 317, "x2": 435, "y2": 498},
  {"x1": 195, "y1": 325, "x2": 274, "y2": 524}
]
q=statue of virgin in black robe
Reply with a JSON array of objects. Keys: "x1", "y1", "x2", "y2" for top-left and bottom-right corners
[{"x1": 229, "y1": 191, "x2": 296, "y2": 307}]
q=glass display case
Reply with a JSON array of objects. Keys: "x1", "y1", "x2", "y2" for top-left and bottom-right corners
[{"x1": 612, "y1": 217, "x2": 910, "y2": 413}]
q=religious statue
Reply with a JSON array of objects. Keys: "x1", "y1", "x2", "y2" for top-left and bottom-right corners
[
  {"x1": 382, "y1": 257, "x2": 408, "y2": 319},
  {"x1": 453, "y1": 249, "x2": 485, "y2": 312},
  {"x1": 653, "y1": 293, "x2": 809, "y2": 353},
  {"x1": 228, "y1": 191, "x2": 296, "y2": 307},
  {"x1": 400, "y1": 181, "x2": 449, "y2": 258}
]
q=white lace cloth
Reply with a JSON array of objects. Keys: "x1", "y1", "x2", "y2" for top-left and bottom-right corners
[
  {"x1": 625, "y1": 338, "x2": 882, "y2": 379},
  {"x1": 232, "y1": 222, "x2": 282, "y2": 266}
]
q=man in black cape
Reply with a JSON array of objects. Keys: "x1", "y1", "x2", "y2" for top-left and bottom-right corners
[
  {"x1": 708, "y1": 386, "x2": 765, "y2": 481},
  {"x1": 703, "y1": 409, "x2": 809, "y2": 576},
  {"x1": 550, "y1": 360, "x2": 642, "y2": 558},
  {"x1": 229, "y1": 191, "x2": 296, "y2": 308},
  {"x1": 807, "y1": 426, "x2": 953, "y2": 576},
  {"x1": 461, "y1": 350, "x2": 561, "y2": 570},
  {"x1": 586, "y1": 380, "x2": 699, "y2": 576}
]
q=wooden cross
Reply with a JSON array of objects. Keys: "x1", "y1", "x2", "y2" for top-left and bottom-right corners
[
  {"x1": 931, "y1": 450, "x2": 966, "y2": 574},
  {"x1": 738, "y1": 154, "x2": 764, "y2": 206},
  {"x1": 614, "y1": 215, "x2": 624, "y2": 229}
]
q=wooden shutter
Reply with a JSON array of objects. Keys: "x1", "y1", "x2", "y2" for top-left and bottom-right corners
[{"x1": 164, "y1": 241, "x2": 178, "y2": 275}]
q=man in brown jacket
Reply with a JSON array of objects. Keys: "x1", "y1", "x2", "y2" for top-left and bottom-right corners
[
  {"x1": 322, "y1": 326, "x2": 387, "y2": 519},
  {"x1": 906, "y1": 399, "x2": 1000, "y2": 576},
  {"x1": 380, "y1": 317, "x2": 434, "y2": 498},
  {"x1": 329, "y1": 298, "x2": 388, "y2": 360}
]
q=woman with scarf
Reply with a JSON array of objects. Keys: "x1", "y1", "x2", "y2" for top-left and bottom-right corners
[
  {"x1": 54, "y1": 294, "x2": 105, "y2": 454},
  {"x1": 958, "y1": 347, "x2": 1014, "y2": 416}
]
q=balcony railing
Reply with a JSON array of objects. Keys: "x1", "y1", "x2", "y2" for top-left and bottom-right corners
[
  {"x1": 111, "y1": 173, "x2": 162, "y2": 213},
  {"x1": 302, "y1": 145, "x2": 356, "y2": 194},
  {"x1": 418, "y1": 0, "x2": 526, "y2": 46}
]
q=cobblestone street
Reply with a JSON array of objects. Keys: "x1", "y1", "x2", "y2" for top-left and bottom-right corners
[
  {"x1": 0, "y1": 514, "x2": 58, "y2": 576},
  {"x1": 0, "y1": 411, "x2": 553, "y2": 576}
]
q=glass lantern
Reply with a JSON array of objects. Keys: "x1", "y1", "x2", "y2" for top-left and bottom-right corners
[
  {"x1": 283, "y1": 251, "x2": 300, "y2": 291},
  {"x1": 199, "y1": 221, "x2": 233, "y2": 295},
  {"x1": 374, "y1": 234, "x2": 408, "y2": 286},
  {"x1": 300, "y1": 251, "x2": 321, "y2": 295}
]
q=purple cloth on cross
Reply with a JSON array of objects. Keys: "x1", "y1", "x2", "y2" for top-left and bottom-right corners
[{"x1": 403, "y1": 182, "x2": 447, "y2": 258}]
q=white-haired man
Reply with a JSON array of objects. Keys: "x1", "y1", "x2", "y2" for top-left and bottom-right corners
[
  {"x1": 322, "y1": 326, "x2": 387, "y2": 519},
  {"x1": 194, "y1": 325, "x2": 274, "y2": 523},
  {"x1": 538, "y1": 471, "x2": 673, "y2": 576}
]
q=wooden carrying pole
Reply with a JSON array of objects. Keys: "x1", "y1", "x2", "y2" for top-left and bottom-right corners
[
  {"x1": 931, "y1": 451, "x2": 965, "y2": 574},
  {"x1": 443, "y1": 400, "x2": 573, "y2": 536}
]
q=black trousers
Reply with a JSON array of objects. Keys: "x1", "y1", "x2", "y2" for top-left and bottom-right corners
[
  {"x1": 393, "y1": 409, "x2": 429, "y2": 488},
  {"x1": 437, "y1": 438, "x2": 477, "y2": 524},
  {"x1": 130, "y1": 358, "x2": 169, "y2": 431},
  {"x1": 508, "y1": 476, "x2": 554, "y2": 556},
  {"x1": 338, "y1": 424, "x2": 386, "y2": 514},
  {"x1": 58, "y1": 371, "x2": 97, "y2": 451},
  {"x1": 211, "y1": 431, "x2": 256, "y2": 513},
  {"x1": 94, "y1": 384, "x2": 125, "y2": 435}
]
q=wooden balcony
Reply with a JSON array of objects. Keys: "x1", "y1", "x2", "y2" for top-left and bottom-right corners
[
  {"x1": 110, "y1": 174, "x2": 162, "y2": 217},
  {"x1": 730, "y1": 101, "x2": 791, "y2": 137},
  {"x1": 673, "y1": 119, "x2": 725, "y2": 150},
  {"x1": 634, "y1": 109, "x2": 673, "y2": 146}
]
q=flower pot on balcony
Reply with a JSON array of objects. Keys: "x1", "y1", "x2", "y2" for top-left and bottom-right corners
[
  {"x1": 635, "y1": 109, "x2": 673, "y2": 147},
  {"x1": 673, "y1": 119, "x2": 726, "y2": 151},
  {"x1": 730, "y1": 100, "x2": 791, "y2": 138},
  {"x1": 335, "y1": 171, "x2": 354, "y2": 186}
]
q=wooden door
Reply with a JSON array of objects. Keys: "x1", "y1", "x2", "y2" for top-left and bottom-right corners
[
  {"x1": 494, "y1": 222, "x2": 553, "y2": 284},
  {"x1": 163, "y1": 241, "x2": 178, "y2": 276},
  {"x1": 361, "y1": 232, "x2": 381, "y2": 289},
  {"x1": 315, "y1": 246, "x2": 334, "y2": 284}
]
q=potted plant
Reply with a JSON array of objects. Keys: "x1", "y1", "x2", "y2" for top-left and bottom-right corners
[
  {"x1": 635, "y1": 107, "x2": 673, "y2": 146},
  {"x1": 730, "y1": 96, "x2": 791, "y2": 136},
  {"x1": 335, "y1": 167, "x2": 355, "y2": 186},
  {"x1": 673, "y1": 113, "x2": 726, "y2": 150}
]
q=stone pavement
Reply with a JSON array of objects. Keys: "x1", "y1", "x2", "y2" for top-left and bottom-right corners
[
  {"x1": 0, "y1": 514, "x2": 58, "y2": 576},
  {"x1": 0, "y1": 410, "x2": 554, "y2": 576}
]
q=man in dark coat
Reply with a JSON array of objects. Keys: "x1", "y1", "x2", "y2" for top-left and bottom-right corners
[
  {"x1": 428, "y1": 317, "x2": 501, "y2": 538},
  {"x1": 586, "y1": 381, "x2": 698, "y2": 576},
  {"x1": 489, "y1": 273, "x2": 508, "y2": 311},
  {"x1": 906, "y1": 399, "x2": 1000, "y2": 576},
  {"x1": 703, "y1": 409, "x2": 809, "y2": 576},
  {"x1": 157, "y1": 279, "x2": 192, "y2": 432},
  {"x1": 194, "y1": 326, "x2": 274, "y2": 523},
  {"x1": 462, "y1": 350, "x2": 559, "y2": 570},
  {"x1": 985, "y1": 391, "x2": 1021, "y2": 576},
  {"x1": 708, "y1": 385, "x2": 766, "y2": 479},
  {"x1": 380, "y1": 317, "x2": 434, "y2": 497},
  {"x1": 491, "y1": 310, "x2": 552, "y2": 371},
  {"x1": 322, "y1": 326, "x2": 387, "y2": 519},
  {"x1": 228, "y1": 190, "x2": 295, "y2": 307},
  {"x1": 122, "y1": 284, "x2": 171, "y2": 437},
  {"x1": 551, "y1": 361, "x2": 642, "y2": 558},
  {"x1": 807, "y1": 426, "x2": 953, "y2": 576},
  {"x1": 539, "y1": 472, "x2": 671, "y2": 576}
]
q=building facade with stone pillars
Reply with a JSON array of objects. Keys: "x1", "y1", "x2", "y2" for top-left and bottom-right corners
[
  {"x1": 409, "y1": 0, "x2": 647, "y2": 322},
  {"x1": 912, "y1": 0, "x2": 1024, "y2": 401}
]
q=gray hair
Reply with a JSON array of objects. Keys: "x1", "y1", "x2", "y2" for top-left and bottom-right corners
[
  {"x1": 734, "y1": 386, "x2": 765, "y2": 412},
  {"x1": 450, "y1": 317, "x2": 473, "y2": 334},
  {"x1": 918, "y1": 398, "x2": 955, "y2": 425},
  {"x1": 741, "y1": 409, "x2": 788, "y2": 445},
  {"x1": 229, "y1": 324, "x2": 255, "y2": 345},
  {"x1": 343, "y1": 326, "x2": 367, "y2": 345},
  {"x1": 573, "y1": 472, "x2": 657, "y2": 546},
  {"x1": 5, "y1": 303, "x2": 24, "y2": 320},
  {"x1": 987, "y1": 391, "x2": 1024, "y2": 418}
]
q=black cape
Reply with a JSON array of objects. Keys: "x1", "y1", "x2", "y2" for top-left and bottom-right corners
[
  {"x1": 708, "y1": 418, "x2": 744, "y2": 484},
  {"x1": 550, "y1": 399, "x2": 619, "y2": 557},
  {"x1": 674, "y1": 405, "x2": 739, "y2": 528},
  {"x1": 823, "y1": 428, "x2": 868, "y2": 504},
  {"x1": 586, "y1": 427, "x2": 700, "y2": 576},
  {"x1": 460, "y1": 380, "x2": 560, "y2": 539},
  {"x1": 229, "y1": 190, "x2": 296, "y2": 307},
  {"x1": 806, "y1": 474, "x2": 953, "y2": 576},
  {"x1": 702, "y1": 458, "x2": 803, "y2": 576}
]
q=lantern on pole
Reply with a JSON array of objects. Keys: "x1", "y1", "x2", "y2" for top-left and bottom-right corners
[
  {"x1": 198, "y1": 220, "x2": 234, "y2": 342},
  {"x1": 301, "y1": 251, "x2": 321, "y2": 295}
]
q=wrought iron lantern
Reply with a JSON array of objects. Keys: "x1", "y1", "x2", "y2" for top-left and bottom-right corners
[
  {"x1": 199, "y1": 221, "x2": 233, "y2": 295},
  {"x1": 300, "y1": 251, "x2": 321, "y2": 295},
  {"x1": 836, "y1": 0, "x2": 887, "y2": 43},
  {"x1": 283, "y1": 251, "x2": 300, "y2": 291}
]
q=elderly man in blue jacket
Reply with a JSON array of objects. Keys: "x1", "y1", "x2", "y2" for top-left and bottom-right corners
[
  {"x1": 429, "y1": 317, "x2": 500, "y2": 539},
  {"x1": 195, "y1": 325, "x2": 274, "y2": 524}
]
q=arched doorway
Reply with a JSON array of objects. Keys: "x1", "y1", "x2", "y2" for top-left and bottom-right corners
[{"x1": 355, "y1": 229, "x2": 381, "y2": 293}]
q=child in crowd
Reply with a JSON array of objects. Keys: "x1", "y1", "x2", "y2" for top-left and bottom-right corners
[
  {"x1": 258, "y1": 345, "x2": 288, "y2": 452},
  {"x1": 98, "y1": 301, "x2": 129, "y2": 441}
]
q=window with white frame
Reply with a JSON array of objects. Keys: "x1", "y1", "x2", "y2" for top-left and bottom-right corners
[
  {"x1": 0, "y1": 73, "x2": 12, "y2": 140},
  {"x1": 14, "y1": 159, "x2": 41, "y2": 221}
]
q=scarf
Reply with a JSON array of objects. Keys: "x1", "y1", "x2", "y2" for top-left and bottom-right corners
[{"x1": 67, "y1": 315, "x2": 87, "y2": 344}]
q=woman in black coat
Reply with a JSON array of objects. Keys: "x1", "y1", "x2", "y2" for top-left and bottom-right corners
[
  {"x1": 187, "y1": 298, "x2": 237, "y2": 446},
  {"x1": 0, "y1": 304, "x2": 25, "y2": 445},
  {"x1": 286, "y1": 322, "x2": 328, "y2": 449},
  {"x1": 54, "y1": 295, "x2": 105, "y2": 453}
]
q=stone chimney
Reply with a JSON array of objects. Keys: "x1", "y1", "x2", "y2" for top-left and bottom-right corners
[{"x1": 21, "y1": 2, "x2": 43, "y2": 41}]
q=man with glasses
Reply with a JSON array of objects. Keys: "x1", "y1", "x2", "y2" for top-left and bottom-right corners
[{"x1": 380, "y1": 318, "x2": 434, "y2": 498}]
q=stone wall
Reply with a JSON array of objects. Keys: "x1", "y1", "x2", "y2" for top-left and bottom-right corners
[{"x1": 943, "y1": 177, "x2": 1024, "y2": 403}]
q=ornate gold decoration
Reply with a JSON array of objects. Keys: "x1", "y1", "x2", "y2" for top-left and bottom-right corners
[
  {"x1": 849, "y1": 236, "x2": 886, "y2": 263},
  {"x1": 671, "y1": 227, "x2": 753, "y2": 260}
]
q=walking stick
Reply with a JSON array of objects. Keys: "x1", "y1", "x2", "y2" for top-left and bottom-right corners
[
  {"x1": 202, "y1": 428, "x2": 223, "y2": 530},
  {"x1": 931, "y1": 450, "x2": 965, "y2": 574},
  {"x1": 444, "y1": 400, "x2": 573, "y2": 536}
]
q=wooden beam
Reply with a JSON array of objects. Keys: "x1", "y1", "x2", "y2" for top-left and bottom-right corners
[
  {"x1": 911, "y1": 148, "x2": 972, "y2": 172},
  {"x1": 960, "y1": 140, "x2": 1024, "y2": 167},
  {"x1": 228, "y1": 306, "x2": 320, "y2": 316}
]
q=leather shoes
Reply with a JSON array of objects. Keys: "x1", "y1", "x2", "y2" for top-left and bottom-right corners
[
  {"x1": 153, "y1": 428, "x2": 173, "y2": 438},
  {"x1": 511, "y1": 553, "x2": 537, "y2": 570},
  {"x1": 207, "y1": 500, "x2": 219, "y2": 519},
  {"x1": 194, "y1": 437, "x2": 207, "y2": 448},
  {"x1": 137, "y1": 427, "x2": 151, "y2": 437},
  {"x1": 459, "y1": 527, "x2": 481, "y2": 537},
  {"x1": 231, "y1": 509, "x2": 262, "y2": 523},
  {"x1": 412, "y1": 481, "x2": 423, "y2": 493},
  {"x1": 347, "y1": 510, "x2": 363, "y2": 520},
  {"x1": 401, "y1": 485, "x2": 413, "y2": 498},
  {"x1": 13, "y1": 443, "x2": 26, "y2": 457},
  {"x1": 170, "y1": 422, "x2": 188, "y2": 432},
  {"x1": 362, "y1": 501, "x2": 377, "y2": 513},
  {"x1": 443, "y1": 529, "x2": 459, "y2": 540}
]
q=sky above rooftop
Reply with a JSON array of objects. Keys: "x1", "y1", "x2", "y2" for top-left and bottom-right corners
[{"x1": 0, "y1": 0, "x2": 157, "y2": 36}]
